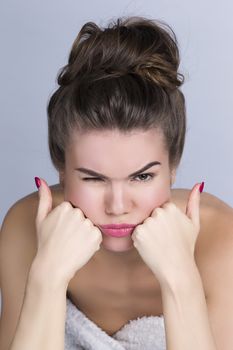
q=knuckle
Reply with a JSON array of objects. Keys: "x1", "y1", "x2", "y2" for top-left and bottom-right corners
[
  {"x1": 73, "y1": 207, "x2": 84, "y2": 217},
  {"x1": 133, "y1": 225, "x2": 143, "y2": 238},
  {"x1": 155, "y1": 207, "x2": 164, "y2": 215},
  {"x1": 92, "y1": 226, "x2": 98, "y2": 234},
  {"x1": 134, "y1": 225, "x2": 141, "y2": 233},
  {"x1": 145, "y1": 217, "x2": 154, "y2": 225},
  {"x1": 60, "y1": 201, "x2": 72, "y2": 211},
  {"x1": 166, "y1": 203, "x2": 176, "y2": 211},
  {"x1": 94, "y1": 227, "x2": 102, "y2": 238},
  {"x1": 170, "y1": 202, "x2": 177, "y2": 210},
  {"x1": 84, "y1": 218, "x2": 92, "y2": 227}
]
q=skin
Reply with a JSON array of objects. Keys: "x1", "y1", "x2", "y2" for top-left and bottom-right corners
[
  {"x1": 55, "y1": 126, "x2": 222, "y2": 349},
  {"x1": 1, "y1": 134, "x2": 233, "y2": 349},
  {"x1": 60, "y1": 127, "x2": 176, "y2": 265}
]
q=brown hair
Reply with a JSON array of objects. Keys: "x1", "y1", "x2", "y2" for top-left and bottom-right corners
[{"x1": 47, "y1": 16, "x2": 186, "y2": 173}]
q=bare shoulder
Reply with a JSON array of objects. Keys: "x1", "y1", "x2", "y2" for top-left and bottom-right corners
[
  {"x1": 0, "y1": 184, "x2": 63, "y2": 350},
  {"x1": 171, "y1": 187, "x2": 233, "y2": 252},
  {"x1": 0, "y1": 183, "x2": 64, "y2": 275},
  {"x1": 171, "y1": 187, "x2": 232, "y2": 232},
  {"x1": 172, "y1": 188, "x2": 233, "y2": 297},
  {"x1": 0, "y1": 183, "x2": 63, "y2": 254},
  {"x1": 171, "y1": 187, "x2": 232, "y2": 212}
]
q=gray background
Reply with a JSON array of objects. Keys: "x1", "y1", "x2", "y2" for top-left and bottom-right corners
[{"x1": 1, "y1": 0, "x2": 233, "y2": 227}]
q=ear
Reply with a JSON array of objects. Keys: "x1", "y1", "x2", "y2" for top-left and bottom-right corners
[{"x1": 170, "y1": 168, "x2": 176, "y2": 186}]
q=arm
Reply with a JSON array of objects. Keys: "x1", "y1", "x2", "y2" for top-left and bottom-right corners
[
  {"x1": 131, "y1": 186, "x2": 227, "y2": 350},
  {"x1": 196, "y1": 198, "x2": 233, "y2": 350},
  {"x1": 9, "y1": 260, "x2": 68, "y2": 350},
  {"x1": 160, "y1": 261, "x2": 217, "y2": 350},
  {"x1": 161, "y1": 191, "x2": 233, "y2": 350},
  {"x1": 0, "y1": 194, "x2": 69, "y2": 350},
  {"x1": 1, "y1": 178, "x2": 102, "y2": 350}
]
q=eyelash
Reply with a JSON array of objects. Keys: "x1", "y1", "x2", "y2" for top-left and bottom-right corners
[{"x1": 82, "y1": 172, "x2": 155, "y2": 183}]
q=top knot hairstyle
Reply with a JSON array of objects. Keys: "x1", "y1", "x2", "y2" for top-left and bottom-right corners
[{"x1": 47, "y1": 16, "x2": 186, "y2": 172}]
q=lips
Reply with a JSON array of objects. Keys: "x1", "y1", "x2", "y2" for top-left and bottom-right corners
[
  {"x1": 97, "y1": 223, "x2": 137, "y2": 238},
  {"x1": 99, "y1": 223, "x2": 136, "y2": 229}
]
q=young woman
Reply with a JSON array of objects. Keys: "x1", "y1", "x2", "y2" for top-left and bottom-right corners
[{"x1": 0, "y1": 16, "x2": 232, "y2": 350}]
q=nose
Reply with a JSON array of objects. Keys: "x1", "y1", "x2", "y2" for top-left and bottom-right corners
[{"x1": 105, "y1": 182, "x2": 132, "y2": 216}]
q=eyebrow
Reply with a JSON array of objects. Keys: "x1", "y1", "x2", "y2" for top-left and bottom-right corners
[{"x1": 75, "y1": 161, "x2": 161, "y2": 180}]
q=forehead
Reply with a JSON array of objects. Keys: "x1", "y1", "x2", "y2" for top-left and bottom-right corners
[{"x1": 66, "y1": 128, "x2": 168, "y2": 164}]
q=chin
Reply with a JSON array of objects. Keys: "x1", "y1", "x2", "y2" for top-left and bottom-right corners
[{"x1": 101, "y1": 237, "x2": 135, "y2": 253}]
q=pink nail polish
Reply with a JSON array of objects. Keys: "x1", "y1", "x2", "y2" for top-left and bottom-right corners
[
  {"x1": 35, "y1": 177, "x2": 41, "y2": 189},
  {"x1": 199, "y1": 182, "x2": 205, "y2": 193}
]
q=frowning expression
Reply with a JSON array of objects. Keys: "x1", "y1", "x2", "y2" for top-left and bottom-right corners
[{"x1": 61, "y1": 127, "x2": 176, "y2": 253}]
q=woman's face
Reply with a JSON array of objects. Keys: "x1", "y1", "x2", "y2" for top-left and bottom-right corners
[{"x1": 61, "y1": 128, "x2": 176, "y2": 256}]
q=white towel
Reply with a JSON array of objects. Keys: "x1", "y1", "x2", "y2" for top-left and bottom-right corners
[{"x1": 65, "y1": 297, "x2": 166, "y2": 350}]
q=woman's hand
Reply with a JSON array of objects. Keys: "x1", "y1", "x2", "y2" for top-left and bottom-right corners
[
  {"x1": 32, "y1": 178, "x2": 103, "y2": 286},
  {"x1": 131, "y1": 183, "x2": 203, "y2": 287}
]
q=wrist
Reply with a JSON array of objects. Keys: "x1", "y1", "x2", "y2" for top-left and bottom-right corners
[
  {"x1": 158, "y1": 260, "x2": 202, "y2": 295},
  {"x1": 29, "y1": 257, "x2": 69, "y2": 293}
]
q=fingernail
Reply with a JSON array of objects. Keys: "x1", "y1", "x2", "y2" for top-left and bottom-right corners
[
  {"x1": 199, "y1": 181, "x2": 205, "y2": 193},
  {"x1": 35, "y1": 177, "x2": 41, "y2": 189}
]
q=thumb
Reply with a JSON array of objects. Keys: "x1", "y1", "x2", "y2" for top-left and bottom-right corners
[
  {"x1": 35, "y1": 177, "x2": 53, "y2": 227},
  {"x1": 185, "y1": 182, "x2": 204, "y2": 230}
]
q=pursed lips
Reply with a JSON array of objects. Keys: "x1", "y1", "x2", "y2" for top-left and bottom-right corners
[{"x1": 98, "y1": 223, "x2": 137, "y2": 229}]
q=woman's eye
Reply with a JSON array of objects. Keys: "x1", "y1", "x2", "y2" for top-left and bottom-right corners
[
  {"x1": 134, "y1": 173, "x2": 155, "y2": 182},
  {"x1": 82, "y1": 173, "x2": 155, "y2": 182},
  {"x1": 82, "y1": 177, "x2": 103, "y2": 182}
]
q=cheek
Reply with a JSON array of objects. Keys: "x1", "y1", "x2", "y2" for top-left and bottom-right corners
[
  {"x1": 140, "y1": 177, "x2": 171, "y2": 212},
  {"x1": 143, "y1": 182, "x2": 171, "y2": 210},
  {"x1": 64, "y1": 182, "x2": 99, "y2": 211}
]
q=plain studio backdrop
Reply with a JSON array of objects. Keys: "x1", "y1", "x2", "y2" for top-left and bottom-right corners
[{"x1": 1, "y1": 1, "x2": 233, "y2": 226}]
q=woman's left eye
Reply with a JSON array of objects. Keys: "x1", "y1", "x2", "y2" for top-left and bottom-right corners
[{"x1": 134, "y1": 173, "x2": 155, "y2": 182}]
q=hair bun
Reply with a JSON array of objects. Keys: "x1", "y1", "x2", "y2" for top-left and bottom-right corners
[
  {"x1": 132, "y1": 53, "x2": 184, "y2": 89},
  {"x1": 58, "y1": 16, "x2": 184, "y2": 90}
]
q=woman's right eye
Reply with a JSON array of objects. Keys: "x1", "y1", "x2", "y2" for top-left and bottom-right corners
[{"x1": 82, "y1": 177, "x2": 103, "y2": 182}]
